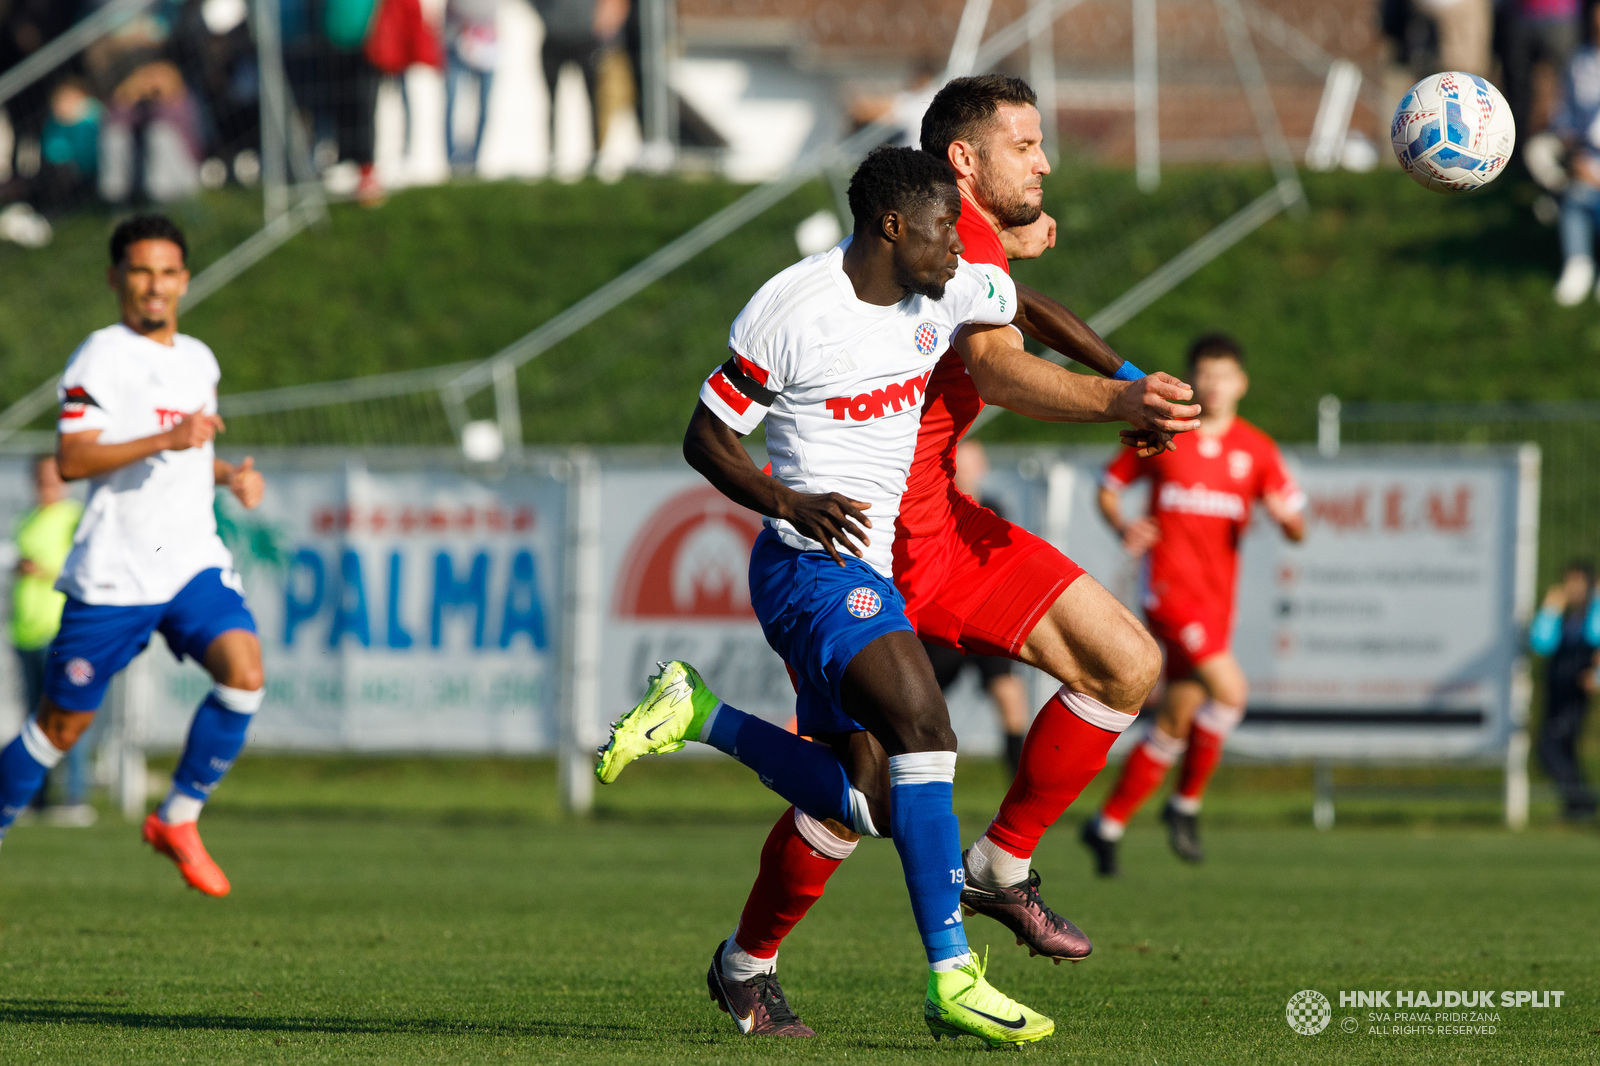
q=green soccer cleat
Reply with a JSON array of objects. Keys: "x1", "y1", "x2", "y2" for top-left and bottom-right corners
[
  {"x1": 924, "y1": 949, "x2": 1055, "y2": 1048},
  {"x1": 595, "y1": 661, "x2": 722, "y2": 784}
]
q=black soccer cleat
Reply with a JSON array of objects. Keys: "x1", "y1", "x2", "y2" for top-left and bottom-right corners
[
  {"x1": 1079, "y1": 818, "x2": 1120, "y2": 878},
  {"x1": 706, "y1": 941, "x2": 815, "y2": 1037},
  {"x1": 1161, "y1": 800, "x2": 1205, "y2": 864}
]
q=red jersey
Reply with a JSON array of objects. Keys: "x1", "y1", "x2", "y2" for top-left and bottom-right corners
[
  {"x1": 897, "y1": 196, "x2": 1009, "y2": 539},
  {"x1": 1102, "y1": 418, "x2": 1302, "y2": 618}
]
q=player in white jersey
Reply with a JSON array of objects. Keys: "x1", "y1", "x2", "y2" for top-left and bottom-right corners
[
  {"x1": 701, "y1": 214, "x2": 1012, "y2": 578},
  {"x1": 0, "y1": 215, "x2": 266, "y2": 896},
  {"x1": 596, "y1": 148, "x2": 1194, "y2": 1046}
]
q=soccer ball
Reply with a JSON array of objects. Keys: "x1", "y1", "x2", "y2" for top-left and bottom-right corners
[{"x1": 1391, "y1": 72, "x2": 1515, "y2": 193}]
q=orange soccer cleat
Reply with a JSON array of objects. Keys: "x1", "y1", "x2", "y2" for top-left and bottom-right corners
[{"x1": 142, "y1": 813, "x2": 231, "y2": 897}]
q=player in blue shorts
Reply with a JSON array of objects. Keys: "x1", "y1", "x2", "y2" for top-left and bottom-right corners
[
  {"x1": 595, "y1": 147, "x2": 1190, "y2": 1046},
  {"x1": 0, "y1": 214, "x2": 267, "y2": 897}
]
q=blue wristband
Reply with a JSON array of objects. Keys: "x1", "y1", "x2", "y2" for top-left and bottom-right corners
[{"x1": 1111, "y1": 361, "x2": 1146, "y2": 381}]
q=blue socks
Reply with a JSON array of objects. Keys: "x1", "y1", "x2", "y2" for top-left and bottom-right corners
[
  {"x1": 702, "y1": 704, "x2": 853, "y2": 826},
  {"x1": 168, "y1": 685, "x2": 261, "y2": 809},
  {"x1": 888, "y1": 751, "x2": 970, "y2": 968},
  {"x1": 0, "y1": 719, "x2": 64, "y2": 833}
]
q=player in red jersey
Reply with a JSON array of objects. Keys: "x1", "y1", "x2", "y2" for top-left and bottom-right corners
[
  {"x1": 699, "y1": 77, "x2": 1199, "y2": 1033},
  {"x1": 1081, "y1": 333, "x2": 1305, "y2": 875}
]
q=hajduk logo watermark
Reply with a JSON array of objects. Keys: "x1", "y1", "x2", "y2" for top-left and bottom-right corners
[
  {"x1": 1286, "y1": 990, "x2": 1332, "y2": 1035},
  {"x1": 1287, "y1": 989, "x2": 1567, "y2": 1037}
]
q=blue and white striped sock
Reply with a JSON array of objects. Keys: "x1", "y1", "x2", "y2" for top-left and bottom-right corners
[
  {"x1": 0, "y1": 718, "x2": 65, "y2": 834},
  {"x1": 163, "y1": 685, "x2": 262, "y2": 824}
]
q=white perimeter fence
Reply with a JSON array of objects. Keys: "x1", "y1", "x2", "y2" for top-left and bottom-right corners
[{"x1": 0, "y1": 442, "x2": 1537, "y2": 823}]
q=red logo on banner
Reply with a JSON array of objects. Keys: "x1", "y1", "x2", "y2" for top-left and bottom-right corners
[{"x1": 613, "y1": 486, "x2": 764, "y2": 618}]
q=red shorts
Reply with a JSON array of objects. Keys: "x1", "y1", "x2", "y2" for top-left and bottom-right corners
[
  {"x1": 893, "y1": 493, "x2": 1084, "y2": 659},
  {"x1": 1146, "y1": 607, "x2": 1233, "y2": 678}
]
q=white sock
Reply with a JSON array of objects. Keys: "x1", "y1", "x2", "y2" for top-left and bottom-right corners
[
  {"x1": 847, "y1": 787, "x2": 881, "y2": 838},
  {"x1": 697, "y1": 702, "x2": 725, "y2": 744},
  {"x1": 930, "y1": 952, "x2": 973, "y2": 973},
  {"x1": 1096, "y1": 815, "x2": 1126, "y2": 841},
  {"x1": 968, "y1": 832, "x2": 1029, "y2": 889},
  {"x1": 159, "y1": 789, "x2": 205, "y2": 825},
  {"x1": 793, "y1": 809, "x2": 858, "y2": 859},
  {"x1": 1168, "y1": 794, "x2": 1201, "y2": 816},
  {"x1": 720, "y1": 934, "x2": 775, "y2": 982}
]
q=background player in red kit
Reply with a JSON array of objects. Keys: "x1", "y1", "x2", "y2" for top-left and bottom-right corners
[
  {"x1": 1082, "y1": 334, "x2": 1305, "y2": 875},
  {"x1": 701, "y1": 76, "x2": 1201, "y2": 1033}
]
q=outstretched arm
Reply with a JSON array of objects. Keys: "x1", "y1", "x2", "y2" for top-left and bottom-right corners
[
  {"x1": 683, "y1": 401, "x2": 873, "y2": 567},
  {"x1": 1012, "y1": 281, "x2": 1128, "y2": 379},
  {"x1": 954, "y1": 323, "x2": 1199, "y2": 453}
]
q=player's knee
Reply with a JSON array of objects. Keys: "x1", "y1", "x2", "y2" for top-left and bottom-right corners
[
  {"x1": 891, "y1": 707, "x2": 957, "y2": 754},
  {"x1": 1094, "y1": 624, "x2": 1160, "y2": 710},
  {"x1": 1211, "y1": 676, "x2": 1248, "y2": 709},
  {"x1": 38, "y1": 705, "x2": 95, "y2": 751},
  {"x1": 218, "y1": 660, "x2": 265, "y2": 693}
]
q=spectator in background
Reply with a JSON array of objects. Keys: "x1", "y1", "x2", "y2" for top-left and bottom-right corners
[
  {"x1": 0, "y1": 1, "x2": 76, "y2": 184},
  {"x1": 173, "y1": 0, "x2": 263, "y2": 184},
  {"x1": 321, "y1": 0, "x2": 385, "y2": 206},
  {"x1": 445, "y1": 0, "x2": 500, "y2": 173},
  {"x1": 1414, "y1": 0, "x2": 1493, "y2": 75},
  {"x1": 849, "y1": 59, "x2": 941, "y2": 147},
  {"x1": 1549, "y1": 2, "x2": 1600, "y2": 305},
  {"x1": 917, "y1": 441, "x2": 1031, "y2": 779},
  {"x1": 533, "y1": 0, "x2": 629, "y2": 173},
  {"x1": 1501, "y1": 0, "x2": 1582, "y2": 151},
  {"x1": 0, "y1": 79, "x2": 100, "y2": 241},
  {"x1": 1529, "y1": 562, "x2": 1600, "y2": 821},
  {"x1": 86, "y1": 6, "x2": 203, "y2": 204},
  {"x1": 11, "y1": 456, "x2": 90, "y2": 826},
  {"x1": 40, "y1": 80, "x2": 104, "y2": 207}
]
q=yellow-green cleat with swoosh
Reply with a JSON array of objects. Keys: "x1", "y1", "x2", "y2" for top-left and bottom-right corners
[
  {"x1": 924, "y1": 948, "x2": 1055, "y2": 1047},
  {"x1": 595, "y1": 661, "x2": 722, "y2": 784}
]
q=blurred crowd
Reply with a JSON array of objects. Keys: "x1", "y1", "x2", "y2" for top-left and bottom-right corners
[{"x1": 0, "y1": 0, "x2": 643, "y2": 241}]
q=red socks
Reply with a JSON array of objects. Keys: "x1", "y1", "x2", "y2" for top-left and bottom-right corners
[
  {"x1": 983, "y1": 688, "x2": 1135, "y2": 859},
  {"x1": 1174, "y1": 700, "x2": 1243, "y2": 804},
  {"x1": 732, "y1": 806, "x2": 855, "y2": 959},
  {"x1": 1100, "y1": 727, "x2": 1184, "y2": 828}
]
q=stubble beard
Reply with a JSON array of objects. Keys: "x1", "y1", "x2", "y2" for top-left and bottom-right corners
[{"x1": 975, "y1": 162, "x2": 1042, "y2": 229}]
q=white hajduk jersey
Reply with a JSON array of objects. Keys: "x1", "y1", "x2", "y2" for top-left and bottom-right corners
[
  {"x1": 699, "y1": 242, "x2": 1016, "y2": 577},
  {"x1": 55, "y1": 323, "x2": 235, "y2": 606}
]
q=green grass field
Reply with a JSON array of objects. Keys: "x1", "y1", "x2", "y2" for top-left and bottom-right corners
[{"x1": 0, "y1": 756, "x2": 1594, "y2": 1064}]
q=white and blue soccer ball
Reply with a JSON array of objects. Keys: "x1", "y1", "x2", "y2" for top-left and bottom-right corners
[{"x1": 1391, "y1": 72, "x2": 1515, "y2": 193}]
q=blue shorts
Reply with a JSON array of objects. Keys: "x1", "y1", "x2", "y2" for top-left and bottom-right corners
[
  {"x1": 44, "y1": 568, "x2": 257, "y2": 712},
  {"x1": 748, "y1": 528, "x2": 914, "y2": 737}
]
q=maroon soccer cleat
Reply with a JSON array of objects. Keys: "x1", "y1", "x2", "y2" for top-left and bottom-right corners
[
  {"x1": 958, "y1": 851, "x2": 1092, "y2": 964},
  {"x1": 705, "y1": 941, "x2": 816, "y2": 1037}
]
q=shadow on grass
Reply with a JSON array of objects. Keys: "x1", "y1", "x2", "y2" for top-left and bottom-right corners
[{"x1": 0, "y1": 998, "x2": 648, "y2": 1041}]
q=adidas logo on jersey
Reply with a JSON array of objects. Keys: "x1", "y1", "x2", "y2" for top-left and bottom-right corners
[
  {"x1": 822, "y1": 350, "x2": 858, "y2": 377},
  {"x1": 823, "y1": 369, "x2": 934, "y2": 422}
]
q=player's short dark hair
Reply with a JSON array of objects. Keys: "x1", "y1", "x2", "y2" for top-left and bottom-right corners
[
  {"x1": 110, "y1": 214, "x2": 187, "y2": 267},
  {"x1": 847, "y1": 146, "x2": 958, "y2": 233},
  {"x1": 1564, "y1": 559, "x2": 1595, "y2": 583},
  {"x1": 919, "y1": 75, "x2": 1038, "y2": 161},
  {"x1": 1186, "y1": 332, "x2": 1246, "y2": 370}
]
